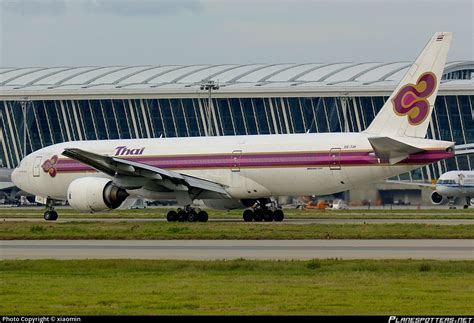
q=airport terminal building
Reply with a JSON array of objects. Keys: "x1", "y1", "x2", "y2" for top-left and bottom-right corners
[{"x1": 1, "y1": 61, "x2": 473, "y2": 204}]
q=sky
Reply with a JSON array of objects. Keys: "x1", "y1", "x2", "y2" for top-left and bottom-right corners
[{"x1": 0, "y1": 0, "x2": 472, "y2": 67}]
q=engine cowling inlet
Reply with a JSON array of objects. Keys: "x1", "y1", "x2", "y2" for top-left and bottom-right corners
[
  {"x1": 430, "y1": 191, "x2": 445, "y2": 205},
  {"x1": 67, "y1": 177, "x2": 129, "y2": 213}
]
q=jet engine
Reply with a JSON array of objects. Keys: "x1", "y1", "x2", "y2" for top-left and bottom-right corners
[
  {"x1": 430, "y1": 191, "x2": 446, "y2": 205},
  {"x1": 67, "y1": 177, "x2": 129, "y2": 213}
]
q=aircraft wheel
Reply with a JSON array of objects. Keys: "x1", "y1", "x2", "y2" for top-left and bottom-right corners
[
  {"x1": 274, "y1": 209, "x2": 284, "y2": 222},
  {"x1": 44, "y1": 210, "x2": 57, "y2": 221},
  {"x1": 50, "y1": 210, "x2": 58, "y2": 221},
  {"x1": 177, "y1": 210, "x2": 188, "y2": 222},
  {"x1": 197, "y1": 211, "x2": 208, "y2": 222},
  {"x1": 166, "y1": 210, "x2": 178, "y2": 222},
  {"x1": 254, "y1": 209, "x2": 264, "y2": 222},
  {"x1": 188, "y1": 211, "x2": 198, "y2": 222},
  {"x1": 263, "y1": 210, "x2": 274, "y2": 222},
  {"x1": 243, "y1": 209, "x2": 254, "y2": 222}
]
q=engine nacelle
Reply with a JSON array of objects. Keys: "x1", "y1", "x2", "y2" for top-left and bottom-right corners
[
  {"x1": 67, "y1": 177, "x2": 129, "y2": 213},
  {"x1": 430, "y1": 191, "x2": 446, "y2": 205},
  {"x1": 201, "y1": 199, "x2": 246, "y2": 210}
]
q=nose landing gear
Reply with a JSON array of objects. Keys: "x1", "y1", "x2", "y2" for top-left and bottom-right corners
[
  {"x1": 166, "y1": 206, "x2": 208, "y2": 222},
  {"x1": 43, "y1": 198, "x2": 58, "y2": 221},
  {"x1": 464, "y1": 196, "x2": 472, "y2": 209}
]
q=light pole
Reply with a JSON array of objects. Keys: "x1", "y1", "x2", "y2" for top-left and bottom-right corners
[{"x1": 200, "y1": 80, "x2": 219, "y2": 136}]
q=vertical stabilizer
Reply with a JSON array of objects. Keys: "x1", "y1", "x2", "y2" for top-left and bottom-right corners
[{"x1": 364, "y1": 32, "x2": 452, "y2": 138}]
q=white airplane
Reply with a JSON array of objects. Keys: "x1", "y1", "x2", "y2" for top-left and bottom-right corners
[
  {"x1": 431, "y1": 171, "x2": 474, "y2": 209},
  {"x1": 11, "y1": 32, "x2": 455, "y2": 222}
]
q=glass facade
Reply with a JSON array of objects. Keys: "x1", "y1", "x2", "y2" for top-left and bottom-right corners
[{"x1": 1, "y1": 94, "x2": 473, "y2": 181}]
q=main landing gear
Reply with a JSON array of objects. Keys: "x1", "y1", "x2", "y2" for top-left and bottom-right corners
[
  {"x1": 166, "y1": 206, "x2": 208, "y2": 222},
  {"x1": 43, "y1": 198, "x2": 58, "y2": 221},
  {"x1": 242, "y1": 200, "x2": 284, "y2": 222}
]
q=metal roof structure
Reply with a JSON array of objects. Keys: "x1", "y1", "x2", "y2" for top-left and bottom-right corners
[{"x1": 1, "y1": 61, "x2": 473, "y2": 98}]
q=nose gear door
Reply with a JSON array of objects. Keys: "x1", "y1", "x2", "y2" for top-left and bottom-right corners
[{"x1": 33, "y1": 156, "x2": 42, "y2": 177}]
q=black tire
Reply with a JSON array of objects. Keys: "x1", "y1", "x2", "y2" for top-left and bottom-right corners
[
  {"x1": 274, "y1": 209, "x2": 284, "y2": 222},
  {"x1": 243, "y1": 209, "x2": 254, "y2": 222},
  {"x1": 44, "y1": 211, "x2": 51, "y2": 221},
  {"x1": 166, "y1": 210, "x2": 178, "y2": 222},
  {"x1": 177, "y1": 210, "x2": 188, "y2": 222},
  {"x1": 254, "y1": 209, "x2": 263, "y2": 222},
  {"x1": 197, "y1": 211, "x2": 208, "y2": 222},
  {"x1": 50, "y1": 210, "x2": 58, "y2": 221},
  {"x1": 188, "y1": 211, "x2": 198, "y2": 222},
  {"x1": 263, "y1": 210, "x2": 274, "y2": 222}
]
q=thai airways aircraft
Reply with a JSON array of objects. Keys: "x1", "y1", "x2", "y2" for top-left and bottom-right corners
[
  {"x1": 431, "y1": 171, "x2": 474, "y2": 208},
  {"x1": 11, "y1": 32, "x2": 454, "y2": 222}
]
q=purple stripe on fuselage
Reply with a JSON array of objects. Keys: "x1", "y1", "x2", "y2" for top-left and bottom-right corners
[{"x1": 55, "y1": 150, "x2": 453, "y2": 173}]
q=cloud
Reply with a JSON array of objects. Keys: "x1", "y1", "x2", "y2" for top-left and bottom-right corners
[
  {"x1": 1, "y1": 0, "x2": 67, "y2": 15},
  {"x1": 82, "y1": 0, "x2": 204, "y2": 16}
]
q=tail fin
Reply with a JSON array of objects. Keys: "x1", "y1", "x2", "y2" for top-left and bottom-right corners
[{"x1": 364, "y1": 32, "x2": 452, "y2": 138}]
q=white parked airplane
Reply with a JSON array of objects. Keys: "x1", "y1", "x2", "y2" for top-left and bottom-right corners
[
  {"x1": 11, "y1": 32, "x2": 455, "y2": 222},
  {"x1": 431, "y1": 171, "x2": 474, "y2": 209}
]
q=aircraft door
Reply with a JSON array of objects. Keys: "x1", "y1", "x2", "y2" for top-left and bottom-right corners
[
  {"x1": 329, "y1": 148, "x2": 341, "y2": 170},
  {"x1": 231, "y1": 150, "x2": 242, "y2": 172},
  {"x1": 230, "y1": 150, "x2": 243, "y2": 191},
  {"x1": 328, "y1": 147, "x2": 351, "y2": 190},
  {"x1": 33, "y1": 156, "x2": 42, "y2": 177}
]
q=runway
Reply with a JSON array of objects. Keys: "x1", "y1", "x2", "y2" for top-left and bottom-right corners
[
  {"x1": 3, "y1": 217, "x2": 473, "y2": 225},
  {"x1": 1, "y1": 240, "x2": 472, "y2": 260}
]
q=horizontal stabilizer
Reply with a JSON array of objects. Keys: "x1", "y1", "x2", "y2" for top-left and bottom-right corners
[{"x1": 368, "y1": 137, "x2": 424, "y2": 165}]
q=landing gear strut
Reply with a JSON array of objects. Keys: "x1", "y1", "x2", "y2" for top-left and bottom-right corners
[
  {"x1": 242, "y1": 199, "x2": 284, "y2": 222},
  {"x1": 448, "y1": 196, "x2": 456, "y2": 209},
  {"x1": 43, "y1": 198, "x2": 58, "y2": 221},
  {"x1": 167, "y1": 206, "x2": 208, "y2": 222},
  {"x1": 464, "y1": 196, "x2": 472, "y2": 209}
]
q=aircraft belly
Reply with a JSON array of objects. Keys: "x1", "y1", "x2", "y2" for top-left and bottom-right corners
[{"x1": 242, "y1": 167, "x2": 351, "y2": 196}]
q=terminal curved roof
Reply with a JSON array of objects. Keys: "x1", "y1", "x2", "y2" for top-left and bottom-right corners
[{"x1": 0, "y1": 61, "x2": 473, "y2": 94}]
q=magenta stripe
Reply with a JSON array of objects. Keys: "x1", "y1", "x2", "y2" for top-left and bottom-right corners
[{"x1": 54, "y1": 150, "x2": 453, "y2": 173}]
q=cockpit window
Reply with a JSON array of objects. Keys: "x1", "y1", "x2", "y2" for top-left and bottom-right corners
[{"x1": 438, "y1": 179, "x2": 456, "y2": 184}]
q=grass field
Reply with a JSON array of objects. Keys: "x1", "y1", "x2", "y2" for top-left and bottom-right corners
[
  {"x1": 1, "y1": 206, "x2": 474, "y2": 219},
  {"x1": 1, "y1": 221, "x2": 473, "y2": 239},
  {"x1": 1, "y1": 259, "x2": 472, "y2": 315}
]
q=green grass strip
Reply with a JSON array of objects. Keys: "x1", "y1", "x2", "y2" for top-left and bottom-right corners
[
  {"x1": 1, "y1": 259, "x2": 472, "y2": 315},
  {"x1": 1, "y1": 222, "x2": 473, "y2": 239}
]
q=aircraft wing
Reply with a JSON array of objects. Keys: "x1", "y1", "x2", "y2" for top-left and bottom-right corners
[
  {"x1": 62, "y1": 148, "x2": 230, "y2": 198},
  {"x1": 385, "y1": 180, "x2": 435, "y2": 188},
  {"x1": 0, "y1": 182, "x2": 15, "y2": 190}
]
